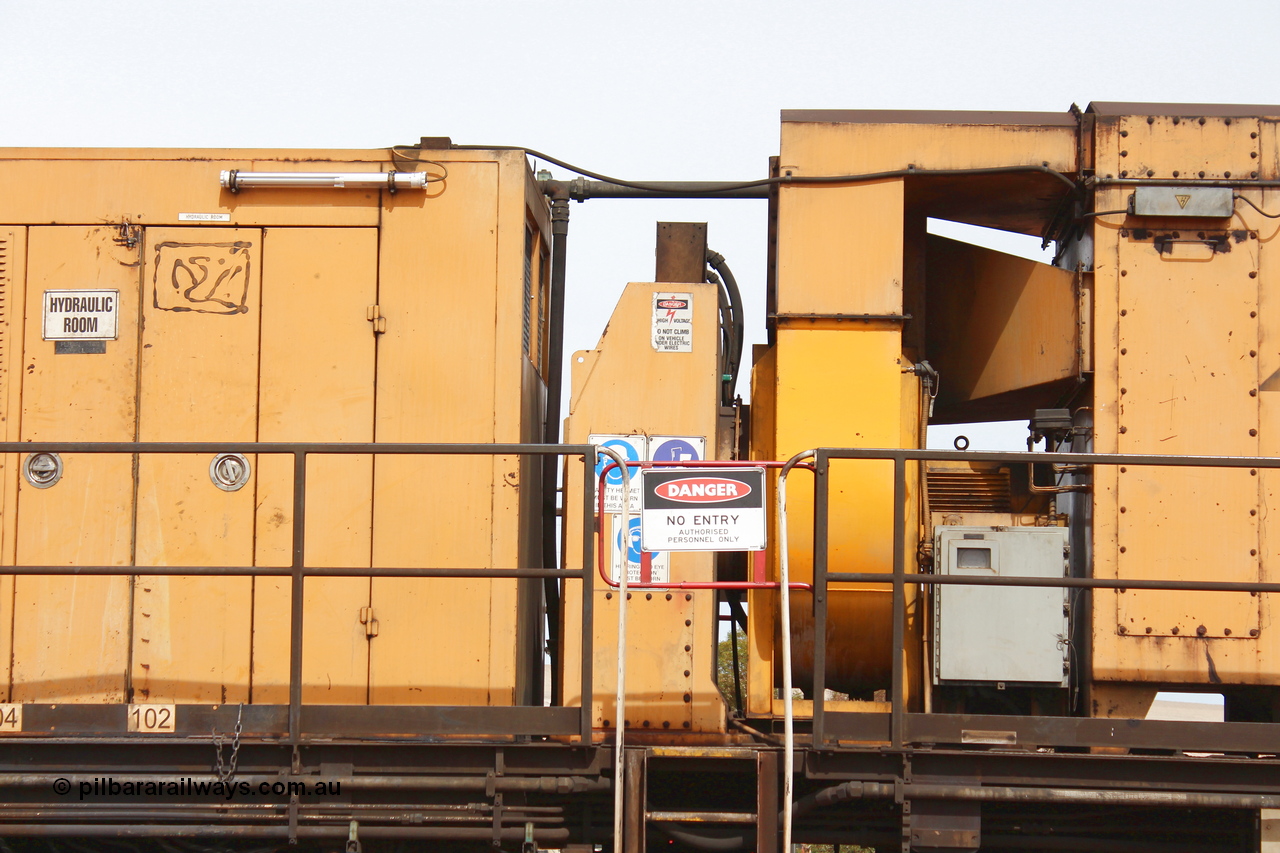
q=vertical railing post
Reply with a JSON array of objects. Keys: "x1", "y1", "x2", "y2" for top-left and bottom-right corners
[
  {"x1": 890, "y1": 455, "x2": 906, "y2": 749},
  {"x1": 288, "y1": 450, "x2": 308, "y2": 746},
  {"x1": 580, "y1": 450, "x2": 595, "y2": 742},
  {"x1": 811, "y1": 452, "x2": 830, "y2": 748}
]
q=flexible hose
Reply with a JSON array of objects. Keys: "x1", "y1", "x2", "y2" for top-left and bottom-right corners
[
  {"x1": 777, "y1": 449, "x2": 815, "y2": 853},
  {"x1": 594, "y1": 445, "x2": 632, "y2": 853},
  {"x1": 706, "y1": 250, "x2": 744, "y2": 407}
]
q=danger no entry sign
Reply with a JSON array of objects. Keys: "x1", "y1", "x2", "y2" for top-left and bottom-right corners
[{"x1": 640, "y1": 467, "x2": 766, "y2": 552}]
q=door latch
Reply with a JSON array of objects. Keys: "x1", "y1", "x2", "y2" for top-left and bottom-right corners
[
  {"x1": 366, "y1": 305, "x2": 387, "y2": 334},
  {"x1": 359, "y1": 607, "x2": 379, "y2": 638}
]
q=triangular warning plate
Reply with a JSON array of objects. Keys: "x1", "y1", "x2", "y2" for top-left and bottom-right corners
[{"x1": 1175, "y1": 194, "x2": 1192, "y2": 208}]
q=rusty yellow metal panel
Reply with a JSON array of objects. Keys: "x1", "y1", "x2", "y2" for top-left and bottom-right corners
[
  {"x1": 1114, "y1": 115, "x2": 1260, "y2": 180},
  {"x1": 0, "y1": 227, "x2": 24, "y2": 700},
  {"x1": 1258, "y1": 186, "x2": 1280, "y2": 689},
  {"x1": 746, "y1": 345, "x2": 778, "y2": 717},
  {"x1": 12, "y1": 226, "x2": 138, "y2": 703},
  {"x1": 775, "y1": 181, "x2": 904, "y2": 316},
  {"x1": 778, "y1": 115, "x2": 1077, "y2": 237},
  {"x1": 779, "y1": 114, "x2": 1077, "y2": 174},
  {"x1": 1091, "y1": 111, "x2": 1275, "y2": 686},
  {"x1": 369, "y1": 162, "x2": 503, "y2": 705},
  {"x1": 561, "y1": 281, "x2": 723, "y2": 733},
  {"x1": 0, "y1": 159, "x2": 379, "y2": 227},
  {"x1": 925, "y1": 235, "x2": 1080, "y2": 419},
  {"x1": 133, "y1": 227, "x2": 262, "y2": 704},
  {"x1": 251, "y1": 228, "x2": 377, "y2": 705},
  {"x1": 1114, "y1": 233, "x2": 1260, "y2": 639}
]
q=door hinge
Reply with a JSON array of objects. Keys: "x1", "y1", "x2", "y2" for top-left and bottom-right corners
[
  {"x1": 359, "y1": 607, "x2": 379, "y2": 638},
  {"x1": 366, "y1": 305, "x2": 387, "y2": 334}
]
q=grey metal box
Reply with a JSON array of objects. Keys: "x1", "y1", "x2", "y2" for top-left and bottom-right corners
[
  {"x1": 933, "y1": 526, "x2": 1069, "y2": 686},
  {"x1": 1131, "y1": 185, "x2": 1233, "y2": 218}
]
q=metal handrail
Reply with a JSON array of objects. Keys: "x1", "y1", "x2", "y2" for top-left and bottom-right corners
[
  {"x1": 0, "y1": 440, "x2": 600, "y2": 743},
  {"x1": 802, "y1": 446, "x2": 1280, "y2": 751}
]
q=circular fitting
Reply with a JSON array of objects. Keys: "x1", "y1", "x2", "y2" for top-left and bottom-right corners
[
  {"x1": 209, "y1": 453, "x2": 251, "y2": 491},
  {"x1": 953, "y1": 435, "x2": 970, "y2": 451},
  {"x1": 22, "y1": 452, "x2": 63, "y2": 489}
]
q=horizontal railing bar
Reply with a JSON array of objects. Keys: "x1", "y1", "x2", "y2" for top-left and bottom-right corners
[
  {"x1": 0, "y1": 442, "x2": 595, "y2": 456},
  {"x1": 0, "y1": 566, "x2": 585, "y2": 578},
  {"x1": 820, "y1": 447, "x2": 1280, "y2": 468},
  {"x1": 828, "y1": 572, "x2": 1280, "y2": 594}
]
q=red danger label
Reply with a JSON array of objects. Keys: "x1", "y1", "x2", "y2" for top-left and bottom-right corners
[
  {"x1": 656, "y1": 299, "x2": 688, "y2": 309},
  {"x1": 654, "y1": 477, "x2": 751, "y2": 503}
]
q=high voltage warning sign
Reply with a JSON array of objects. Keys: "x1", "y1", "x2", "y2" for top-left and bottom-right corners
[
  {"x1": 640, "y1": 467, "x2": 766, "y2": 552},
  {"x1": 651, "y1": 292, "x2": 693, "y2": 353}
]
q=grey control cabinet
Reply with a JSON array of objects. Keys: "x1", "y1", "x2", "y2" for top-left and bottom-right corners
[{"x1": 933, "y1": 526, "x2": 1070, "y2": 686}]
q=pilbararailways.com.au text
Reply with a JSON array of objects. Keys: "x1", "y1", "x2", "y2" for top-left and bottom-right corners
[{"x1": 55, "y1": 777, "x2": 341, "y2": 801}]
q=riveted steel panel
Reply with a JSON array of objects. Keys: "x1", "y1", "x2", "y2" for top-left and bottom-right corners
[
  {"x1": 1111, "y1": 115, "x2": 1261, "y2": 180},
  {"x1": 1114, "y1": 231, "x2": 1260, "y2": 639}
]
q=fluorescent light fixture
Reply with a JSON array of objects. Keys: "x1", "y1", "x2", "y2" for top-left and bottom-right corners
[{"x1": 220, "y1": 170, "x2": 430, "y2": 192}]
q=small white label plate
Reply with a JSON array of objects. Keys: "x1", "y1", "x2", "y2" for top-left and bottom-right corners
[
  {"x1": 178, "y1": 212, "x2": 231, "y2": 222},
  {"x1": 0, "y1": 704, "x2": 22, "y2": 733},
  {"x1": 128, "y1": 704, "x2": 176, "y2": 733}
]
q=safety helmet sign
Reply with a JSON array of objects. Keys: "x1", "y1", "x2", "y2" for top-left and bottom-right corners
[
  {"x1": 590, "y1": 433, "x2": 707, "y2": 514},
  {"x1": 589, "y1": 434, "x2": 644, "y2": 513}
]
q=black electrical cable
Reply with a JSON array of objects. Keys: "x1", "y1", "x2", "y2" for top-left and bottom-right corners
[
  {"x1": 414, "y1": 143, "x2": 1081, "y2": 195},
  {"x1": 387, "y1": 146, "x2": 449, "y2": 182},
  {"x1": 706, "y1": 250, "x2": 744, "y2": 406},
  {"x1": 1236, "y1": 192, "x2": 1280, "y2": 219},
  {"x1": 705, "y1": 267, "x2": 736, "y2": 407}
]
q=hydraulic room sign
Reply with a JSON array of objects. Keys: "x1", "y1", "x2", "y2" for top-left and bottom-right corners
[
  {"x1": 640, "y1": 467, "x2": 766, "y2": 552},
  {"x1": 42, "y1": 290, "x2": 119, "y2": 340}
]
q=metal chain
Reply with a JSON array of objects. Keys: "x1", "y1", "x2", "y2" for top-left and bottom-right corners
[{"x1": 213, "y1": 703, "x2": 244, "y2": 783}]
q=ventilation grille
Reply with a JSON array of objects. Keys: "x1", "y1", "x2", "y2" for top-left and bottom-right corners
[
  {"x1": 927, "y1": 467, "x2": 1012, "y2": 513},
  {"x1": 0, "y1": 235, "x2": 7, "y2": 374},
  {"x1": 521, "y1": 227, "x2": 534, "y2": 357}
]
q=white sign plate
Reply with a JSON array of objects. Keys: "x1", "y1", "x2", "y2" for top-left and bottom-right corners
[
  {"x1": 178, "y1": 212, "x2": 231, "y2": 222},
  {"x1": 609, "y1": 514, "x2": 670, "y2": 585},
  {"x1": 42, "y1": 290, "x2": 119, "y2": 341},
  {"x1": 641, "y1": 467, "x2": 766, "y2": 552},
  {"x1": 651, "y1": 292, "x2": 693, "y2": 353},
  {"x1": 589, "y1": 434, "x2": 645, "y2": 513},
  {"x1": 127, "y1": 703, "x2": 176, "y2": 733}
]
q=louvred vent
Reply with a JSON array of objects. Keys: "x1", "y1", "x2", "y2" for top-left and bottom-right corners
[{"x1": 927, "y1": 468, "x2": 1012, "y2": 513}]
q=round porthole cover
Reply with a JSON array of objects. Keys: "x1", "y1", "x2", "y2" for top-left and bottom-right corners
[
  {"x1": 210, "y1": 453, "x2": 251, "y2": 491},
  {"x1": 23, "y1": 452, "x2": 63, "y2": 489}
]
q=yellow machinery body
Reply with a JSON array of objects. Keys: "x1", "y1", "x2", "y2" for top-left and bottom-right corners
[
  {"x1": 0, "y1": 103, "x2": 1277, "y2": 749},
  {"x1": 560, "y1": 279, "x2": 726, "y2": 735},
  {"x1": 0, "y1": 146, "x2": 553, "y2": 706},
  {"x1": 745, "y1": 105, "x2": 1280, "y2": 722}
]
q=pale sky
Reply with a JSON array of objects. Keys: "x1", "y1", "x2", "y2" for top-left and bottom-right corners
[{"x1": 5, "y1": 0, "x2": 1279, "y2": 450}]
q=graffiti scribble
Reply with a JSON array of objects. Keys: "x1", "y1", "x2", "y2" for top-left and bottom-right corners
[{"x1": 152, "y1": 241, "x2": 252, "y2": 315}]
